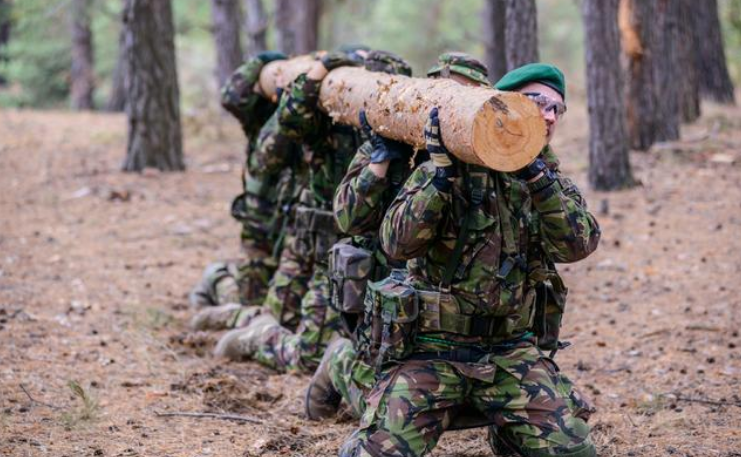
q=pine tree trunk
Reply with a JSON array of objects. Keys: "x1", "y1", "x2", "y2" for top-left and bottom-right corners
[
  {"x1": 274, "y1": 0, "x2": 296, "y2": 55},
  {"x1": 583, "y1": 0, "x2": 634, "y2": 191},
  {"x1": 0, "y1": 0, "x2": 10, "y2": 86},
  {"x1": 70, "y1": 0, "x2": 95, "y2": 110},
  {"x1": 620, "y1": 0, "x2": 659, "y2": 151},
  {"x1": 211, "y1": 0, "x2": 243, "y2": 87},
  {"x1": 504, "y1": 0, "x2": 538, "y2": 70},
  {"x1": 243, "y1": 0, "x2": 267, "y2": 57},
  {"x1": 482, "y1": 0, "x2": 507, "y2": 83},
  {"x1": 122, "y1": 0, "x2": 184, "y2": 172},
  {"x1": 293, "y1": 0, "x2": 321, "y2": 55},
  {"x1": 695, "y1": 0, "x2": 735, "y2": 104},
  {"x1": 106, "y1": 26, "x2": 127, "y2": 112},
  {"x1": 653, "y1": 0, "x2": 680, "y2": 142},
  {"x1": 677, "y1": 0, "x2": 700, "y2": 123}
]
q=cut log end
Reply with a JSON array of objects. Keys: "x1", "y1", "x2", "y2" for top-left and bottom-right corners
[{"x1": 472, "y1": 92, "x2": 546, "y2": 172}]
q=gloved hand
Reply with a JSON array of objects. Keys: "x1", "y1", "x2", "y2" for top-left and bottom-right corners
[
  {"x1": 359, "y1": 110, "x2": 406, "y2": 164},
  {"x1": 514, "y1": 157, "x2": 547, "y2": 182},
  {"x1": 255, "y1": 51, "x2": 287, "y2": 64},
  {"x1": 425, "y1": 108, "x2": 456, "y2": 192},
  {"x1": 320, "y1": 51, "x2": 364, "y2": 71}
]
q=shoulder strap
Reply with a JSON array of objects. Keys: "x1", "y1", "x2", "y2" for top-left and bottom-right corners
[{"x1": 440, "y1": 165, "x2": 486, "y2": 290}]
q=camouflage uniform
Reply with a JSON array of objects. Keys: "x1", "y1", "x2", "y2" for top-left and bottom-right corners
[
  {"x1": 190, "y1": 54, "x2": 290, "y2": 309},
  {"x1": 247, "y1": 63, "x2": 363, "y2": 373},
  {"x1": 339, "y1": 142, "x2": 601, "y2": 457}
]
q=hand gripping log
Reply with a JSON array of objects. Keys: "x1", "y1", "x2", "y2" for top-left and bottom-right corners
[{"x1": 259, "y1": 59, "x2": 546, "y2": 172}]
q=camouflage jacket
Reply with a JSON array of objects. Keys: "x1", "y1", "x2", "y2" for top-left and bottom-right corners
[
  {"x1": 380, "y1": 147, "x2": 600, "y2": 347},
  {"x1": 276, "y1": 73, "x2": 361, "y2": 210}
]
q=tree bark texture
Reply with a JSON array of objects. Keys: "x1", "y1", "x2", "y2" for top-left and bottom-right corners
[
  {"x1": 122, "y1": 0, "x2": 184, "y2": 172},
  {"x1": 70, "y1": 0, "x2": 95, "y2": 110},
  {"x1": 319, "y1": 67, "x2": 546, "y2": 172},
  {"x1": 293, "y1": 0, "x2": 321, "y2": 55},
  {"x1": 653, "y1": 0, "x2": 681, "y2": 142},
  {"x1": 482, "y1": 0, "x2": 507, "y2": 83},
  {"x1": 583, "y1": 0, "x2": 634, "y2": 191},
  {"x1": 106, "y1": 27, "x2": 127, "y2": 112},
  {"x1": 211, "y1": 0, "x2": 243, "y2": 87},
  {"x1": 695, "y1": 0, "x2": 735, "y2": 104},
  {"x1": 504, "y1": 0, "x2": 538, "y2": 70},
  {"x1": 274, "y1": 0, "x2": 296, "y2": 55},
  {"x1": 677, "y1": 0, "x2": 700, "y2": 123},
  {"x1": 243, "y1": 0, "x2": 267, "y2": 57},
  {"x1": 619, "y1": 0, "x2": 659, "y2": 151}
]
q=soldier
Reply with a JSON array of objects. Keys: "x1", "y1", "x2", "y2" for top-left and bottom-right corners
[
  {"x1": 213, "y1": 47, "x2": 368, "y2": 372},
  {"x1": 188, "y1": 51, "x2": 292, "y2": 316},
  {"x1": 338, "y1": 63, "x2": 601, "y2": 457},
  {"x1": 305, "y1": 53, "x2": 490, "y2": 421}
]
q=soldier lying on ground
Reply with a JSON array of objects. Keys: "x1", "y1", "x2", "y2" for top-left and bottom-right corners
[
  {"x1": 304, "y1": 53, "x2": 490, "y2": 422},
  {"x1": 338, "y1": 63, "x2": 602, "y2": 457}
]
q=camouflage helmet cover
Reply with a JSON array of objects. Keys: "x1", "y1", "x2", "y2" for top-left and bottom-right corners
[
  {"x1": 427, "y1": 52, "x2": 490, "y2": 86},
  {"x1": 364, "y1": 50, "x2": 413, "y2": 76}
]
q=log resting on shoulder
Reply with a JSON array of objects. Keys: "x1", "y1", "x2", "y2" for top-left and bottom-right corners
[{"x1": 259, "y1": 58, "x2": 547, "y2": 172}]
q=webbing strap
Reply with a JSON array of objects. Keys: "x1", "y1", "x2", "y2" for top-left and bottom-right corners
[{"x1": 440, "y1": 165, "x2": 485, "y2": 290}]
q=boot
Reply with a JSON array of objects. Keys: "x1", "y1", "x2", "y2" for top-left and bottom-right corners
[
  {"x1": 188, "y1": 281, "x2": 214, "y2": 308},
  {"x1": 213, "y1": 314, "x2": 278, "y2": 361},
  {"x1": 190, "y1": 303, "x2": 243, "y2": 331},
  {"x1": 305, "y1": 338, "x2": 349, "y2": 420}
]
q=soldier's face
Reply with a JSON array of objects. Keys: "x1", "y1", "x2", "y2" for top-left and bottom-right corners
[{"x1": 517, "y1": 82, "x2": 565, "y2": 143}]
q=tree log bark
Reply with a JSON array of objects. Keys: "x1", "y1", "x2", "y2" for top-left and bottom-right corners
[
  {"x1": 653, "y1": 0, "x2": 681, "y2": 142},
  {"x1": 695, "y1": 0, "x2": 735, "y2": 104},
  {"x1": 123, "y1": 0, "x2": 184, "y2": 172},
  {"x1": 504, "y1": 0, "x2": 538, "y2": 70},
  {"x1": 677, "y1": 0, "x2": 700, "y2": 123},
  {"x1": 243, "y1": 0, "x2": 267, "y2": 57},
  {"x1": 70, "y1": 0, "x2": 95, "y2": 110},
  {"x1": 482, "y1": 0, "x2": 507, "y2": 83},
  {"x1": 211, "y1": 0, "x2": 243, "y2": 87},
  {"x1": 583, "y1": 0, "x2": 634, "y2": 191}
]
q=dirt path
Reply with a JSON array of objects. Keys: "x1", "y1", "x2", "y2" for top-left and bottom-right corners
[{"x1": 1, "y1": 105, "x2": 740, "y2": 457}]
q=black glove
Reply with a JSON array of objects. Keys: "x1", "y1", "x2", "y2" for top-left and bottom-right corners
[
  {"x1": 320, "y1": 51, "x2": 364, "y2": 71},
  {"x1": 255, "y1": 51, "x2": 287, "y2": 64},
  {"x1": 359, "y1": 110, "x2": 406, "y2": 164},
  {"x1": 425, "y1": 108, "x2": 456, "y2": 192},
  {"x1": 514, "y1": 157, "x2": 556, "y2": 193}
]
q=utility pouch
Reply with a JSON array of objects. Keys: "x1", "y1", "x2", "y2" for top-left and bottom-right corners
[
  {"x1": 328, "y1": 242, "x2": 375, "y2": 314},
  {"x1": 362, "y1": 270, "x2": 418, "y2": 371},
  {"x1": 533, "y1": 275, "x2": 568, "y2": 351}
]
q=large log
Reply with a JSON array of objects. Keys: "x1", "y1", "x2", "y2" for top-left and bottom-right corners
[
  {"x1": 259, "y1": 58, "x2": 546, "y2": 171},
  {"x1": 258, "y1": 55, "x2": 316, "y2": 99}
]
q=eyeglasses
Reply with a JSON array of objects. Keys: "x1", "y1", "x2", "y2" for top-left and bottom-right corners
[{"x1": 523, "y1": 92, "x2": 567, "y2": 119}]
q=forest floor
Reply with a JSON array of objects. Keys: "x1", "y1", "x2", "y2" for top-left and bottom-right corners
[{"x1": 1, "y1": 99, "x2": 740, "y2": 457}]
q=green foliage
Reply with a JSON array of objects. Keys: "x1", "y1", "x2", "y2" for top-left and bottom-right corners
[{"x1": 722, "y1": 0, "x2": 741, "y2": 84}]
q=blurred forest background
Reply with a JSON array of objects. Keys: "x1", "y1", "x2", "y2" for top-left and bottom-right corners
[{"x1": 1, "y1": 0, "x2": 739, "y2": 112}]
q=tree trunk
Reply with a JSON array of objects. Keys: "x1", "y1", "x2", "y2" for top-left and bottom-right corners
[
  {"x1": 504, "y1": 0, "x2": 538, "y2": 70},
  {"x1": 70, "y1": 0, "x2": 95, "y2": 110},
  {"x1": 243, "y1": 0, "x2": 267, "y2": 57},
  {"x1": 293, "y1": 0, "x2": 321, "y2": 55},
  {"x1": 211, "y1": 0, "x2": 243, "y2": 87},
  {"x1": 620, "y1": 0, "x2": 659, "y2": 151},
  {"x1": 695, "y1": 0, "x2": 735, "y2": 104},
  {"x1": 106, "y1": 26, "x2": 127, "y2": 112},
  {"x1": 482, "y1": 0, "x2": 507, "y2": 83},
  {"x1": 0, "y1": 0, "x2": 10, "y2": 86},
  {"x1": 677, "y1": 0, "x2": 700, "y2": 123},
  {"x1": 653, "y1": 0, "x2": 681, "y2": 142},
  {"x1": 274, "y1": 0, "x2": 296, "y2": 55},
  {"x1": 318, "y1": 67, "x2": 546, "y2": 172},
  {"x1": 122, "y1": 0, "x2": 184, "y2": 172},
  {"x1": 583, "y1": 0, "x2": 634, "y2": 191}
]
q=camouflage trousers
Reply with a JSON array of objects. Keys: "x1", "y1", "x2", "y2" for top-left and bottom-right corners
[
  {"x1": 339, "y1": 344, "x2": 595, "y2": 457},
  {"x1": 251, "y1": 263, "x2": 344, "y2": 373},
  {"x1": 261, "y1": 234, "x2": 312, "y2": 330},
  {"x1": 328, "y1": 341, "x2": 375, "y2": 418}
]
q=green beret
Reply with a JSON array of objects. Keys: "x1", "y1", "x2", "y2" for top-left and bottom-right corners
[
  {"x1": 494, "y1": 63, "x2": 566, "y2": 99},
  {"x1": 427, "y1": 52, "x2": 490, "y2": 86}
]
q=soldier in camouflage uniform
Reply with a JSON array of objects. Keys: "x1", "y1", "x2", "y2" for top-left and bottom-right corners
[
  {"x1": 338, "y1": 63, "x2": 601, "y2": 457},
  {"x1": 306, "y1": 53, "x2": 490, "y2": 421},
  {"x1": 213, "y1": 48, "x2": 369, "y2": 372},
  {"x1": 188, "y1": 52, "x2": 293, "y2": 317}
]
